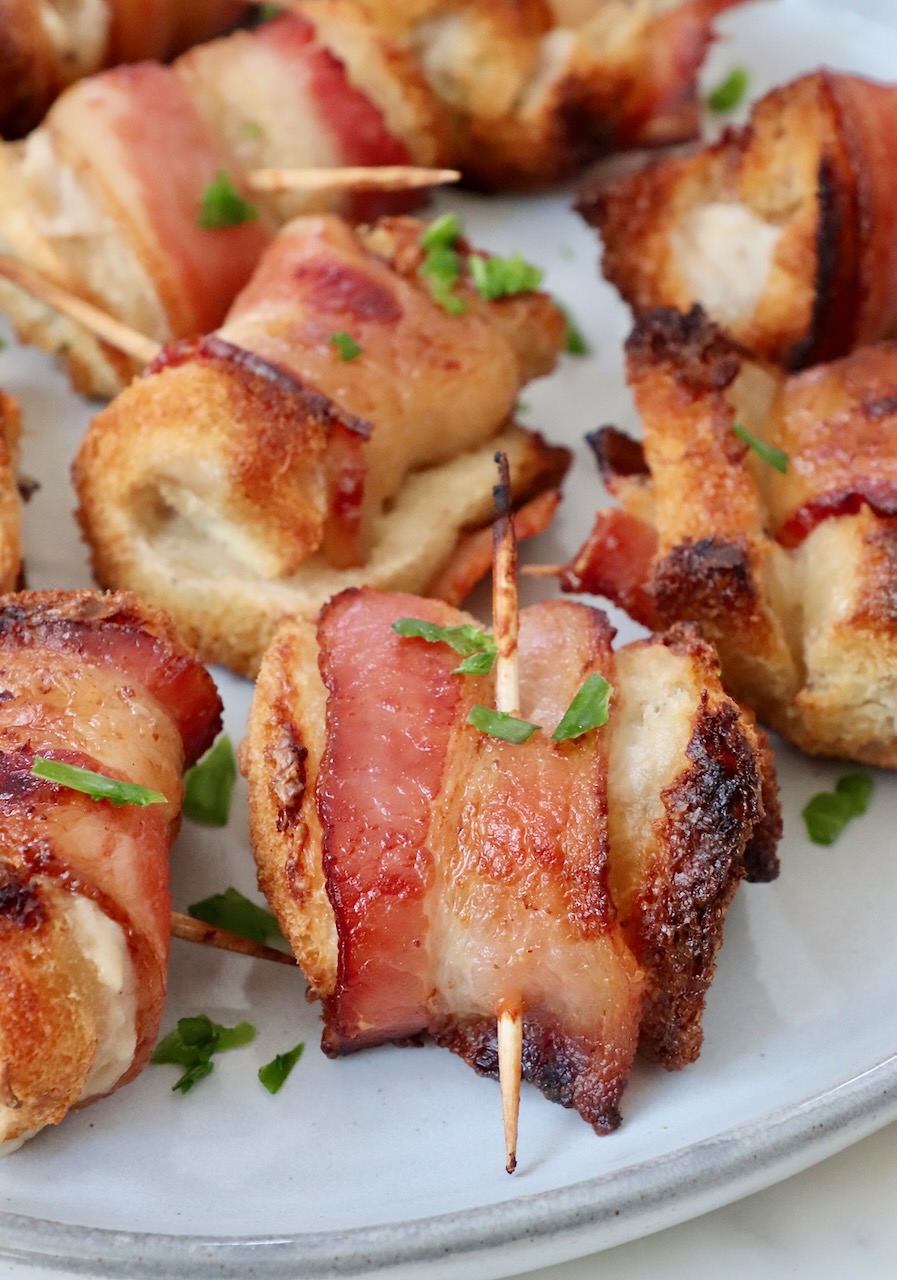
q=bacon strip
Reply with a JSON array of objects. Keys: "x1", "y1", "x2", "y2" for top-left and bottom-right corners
[
  {"x1": 0, "y1": 590, "x2": 222, "y2": 1149},
  {"x1": 316, "y1": 588, "x2": 643, "y2": 1132}
]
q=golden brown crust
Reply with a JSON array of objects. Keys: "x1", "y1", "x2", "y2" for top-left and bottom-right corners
[
  {"x1": 579, "y1": 71, "x2": 897, "y2": 368},
  {"x1": 564, "y1": 309, "x2": 897, "y2": 767},
  {"x1": 607, "y1": 624, "x2": 778, "y2": 1069}
]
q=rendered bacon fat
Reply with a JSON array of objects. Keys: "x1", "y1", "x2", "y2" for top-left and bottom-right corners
[
  {"x1": 562, "y1": 309, "x2": 897, "y2": 767},
  {"x1": 578, "y1": 71, "x2": 897, "y2": 369},
  {"x1": 0, "y1": 591, "x2": 222, "y2": 1151},
  {"x1": 73, "y1": 214, "x2": 570, "y2": 676},
  {"x1": 243, "y1": 588, "x2": 779, "y2": 1131}
]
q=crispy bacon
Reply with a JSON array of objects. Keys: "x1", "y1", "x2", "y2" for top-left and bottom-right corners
[
  {"x1": 46, "y1": 63, "x2": 273, "y2": 340},
  {"x1": 244, "y1": 586, "x2": 778, "y2": 1134},
  {"x1": 0, "y1": 589, "x2": 221, "y2": 1150},
  {"x1": 315, "y1": 589, "x2": 642, "y2": 1131}
]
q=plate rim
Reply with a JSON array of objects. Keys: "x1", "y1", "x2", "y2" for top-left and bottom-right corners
[{"x1": 2, "y1": 1052, "x2": 894, "y2": 1278}]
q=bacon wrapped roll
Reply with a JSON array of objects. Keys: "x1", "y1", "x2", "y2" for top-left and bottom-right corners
[
  {"x1": 73, "y1": 214, "x2": 570, "y2": 675},
  {"x1": 353, "y1": 0, "x2": 743, "y2": 188},
  {"x1": 0, "y1": 590, "x2": 222, "y2": 1152},
  {"x1": 561, "y1": 308, "x2": 897, "y2": 767},
  {"x1": 242, "y1": 588, "x2": 778, "y2": 1131},
  {"x1": 0, "y1": 393, "x2": 22, "y2": 593},
  {"x1": 578, "y1": 71, "x2": 897, "y2": 369},
  {"x1": 0, "y1": 5, "x2": 450, "y2": 397},
  {"x1": 0, "y1": 0, "x2": 249, "y2": 138}
]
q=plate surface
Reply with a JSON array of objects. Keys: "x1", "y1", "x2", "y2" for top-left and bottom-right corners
[{"x1": 0, "y1": 2, "x2": 895, "y2": 1276}]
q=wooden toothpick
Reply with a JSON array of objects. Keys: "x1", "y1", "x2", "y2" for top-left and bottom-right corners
[
  {"x1": 0, "y1": 255, "x2": 160, "y2": 365},
  {"x1": 491, "y1": 451, "x2": 524, "y2": 1175},
  {"x1": 248, "y1": 165, "x2": 461, "y2": 194},
  {"x1": 170, "y1": 911, "x2": 296, "y2": 966}
]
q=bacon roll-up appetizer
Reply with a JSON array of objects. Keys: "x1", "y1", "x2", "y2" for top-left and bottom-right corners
[
  {"x1": 0, "y1": 0, "x2": 249, "y2": 138},
  {"x1": 351, "y1": 0, "x2": 744, "y2": 188},
  {"x1": 578, "y1": 71, "x2": 897, "y2": 370},
  {"x1": 0, "y1": 393, "x2": 23, "y2": 593},
  {"x1": 561, "y1": 308, "x2": 897, "y2": 767},
  {"x1": 73, "y1": 214, "x2": 570, "y2": 676},
  {"x1": 0, "y1": 590, "x2": 222, "y2": 1152},
  {"x1": 0, "y1": 4, "x2": 450, "y2": 397},
  {"x1": 242, "y1": 588, "x2": 778, "y2": 1133}
]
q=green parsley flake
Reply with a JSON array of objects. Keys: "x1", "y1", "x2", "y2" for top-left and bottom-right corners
[
  {"x1": 732, "y1": 422, "x2": 789, "y2": 474},
  {"x1": 329, "y1": 331, "x2": 362, "y2": 361},
  {"x1": 561, "y1": 305, "x2": 589, "y2": 356},
  {"x1": 419, "y1": 216, "x2": 466, "y2": 314},
  {"x1": 197, "y1": 171, "x2": 258, "y2": 230},
  {"x1": 188, "y1": 886, "x2": 284, "y2": 947},
  {"x1": 151, "y1": 1014, "x2": 256, "y2": 1094},
  {"x1": 183, "y1": 734, "x2": 237, "y2": 827},
  {"x1": 392, "y1": 617, "x2": 497, "y2": 674},
  {"x1": 469, "y1": 252, "x2": 543, "y2": 302},
  {"x1": 242, "y1": 121, "x2": 264, "y2": 140},
  {"x1": 707, "y1": 66, "x2": 750, "y2": 113},
  {"x1": 30, "y1": 756, "x2": 167, "y2": 808},
  {"x1": 466, "y1": 705, "x2": 540, "y2": 744},
  {"x1": 259, "y1": 1042, "x2": 305, "y2": 1094},
  {"x1": 420, "y1": 213, "x2": 463, "y2": 251},
  {"x1": 551, "y1": 674, "x2": 612, "y2": 742},
  {"x1": 803, "y1": 772, "x2": 874, "y2": 846}
]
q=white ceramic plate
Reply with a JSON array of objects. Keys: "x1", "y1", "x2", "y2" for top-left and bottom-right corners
[{"x1": 0, "y1": 2, "x2": 895, "y2": 1276}]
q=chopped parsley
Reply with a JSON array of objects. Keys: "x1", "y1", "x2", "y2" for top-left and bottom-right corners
[
  {"x1": 561, "y1": 305, "x2": 589, "y2": 356},
  {"x1": 732, "y1": 422, "x2": 789, "y2": 474},
  {"x1": 188, "y1": 886, "x2": 284, "y2": 947},
  {"x1": 469, "y1": 252, "x2": 543, "y2": 302},
  {"x1": 151, "y1": 1014, "x2": 256, "y2": 1094},
  {"x1": 707, "y1": 66, "x2": 750, "y2": 113},
  {"x1": 197, "y1": 171, "x2": 258, "y2": 230},
  {"x1": 551, "y1": 674, "x2": 612, "y2": 742},
  {"x1": 183, "y1": 734, "x2": 237, "y2": 827},
  {"x1": 466, "y1": 705, "x2": 541, "y2": 744},
  {"x1": 392, "y1": 617, "x2": 497, "y2": 674},
  {"x1": 30, "y1": 756, "x2": 167, "y2": 808},
  {"x1": 242, "y1": 121, "x2": 264, "y2": 140},
  {"x1": 803, "y1": 772, "x2": 874, "y2": 845},
  {"x1": 329, "y1": 331, "x2": 362, "y2": 362},
  {"x1": 420, "y1": 213, "x2": 463, "y2": 252},
  {"x1": 419, "y1": 214, "x2": 466, "y2": 314},
  {"x1": 259, "y1": 1042, "x2": 305, "y2": 1094}
]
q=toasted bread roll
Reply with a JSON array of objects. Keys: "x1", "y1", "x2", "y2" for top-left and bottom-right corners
[
  {"x1": 562, "y1": 309, "x2": 897, "y2": 767},
  {"x1": 242, "y1": 590, "x2": 778, "y2": 1125},
  {"x1": 578, "y1": 71, "x2": 897, "y2": 369},
  {"x1": 0, "y1": 1, "x2": 249, "y2": 138},
  {"x1": 353, "y1": 0, "x2": 741, "y2": 187},
  {"x1": 0, "y1": 393, "x2": 23, "y2": 592},
  {"x1": 0, "y1": 590, "x2": 222, "y2": 1151},
  {"x1": 73, "y1": 213, "x2": 570, "y2": 674}
]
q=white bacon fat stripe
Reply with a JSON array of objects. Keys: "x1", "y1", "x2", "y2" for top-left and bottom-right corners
[{"x1": 0, "y1": 591, "x2": 222, "y2": 1151}]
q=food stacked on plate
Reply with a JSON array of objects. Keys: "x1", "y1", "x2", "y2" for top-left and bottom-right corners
[{"x1": 0, "y1": 0, "x2": 893, "y2": 1173}]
